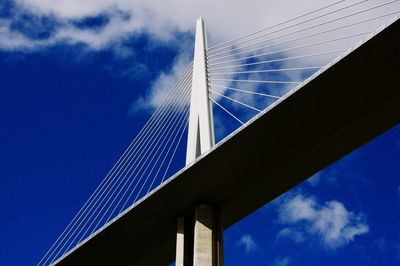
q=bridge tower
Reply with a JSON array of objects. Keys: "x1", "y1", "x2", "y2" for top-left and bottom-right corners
[
  {"x1": 186, "y1": 17, "x2": 215, "y2": 165},
  {"x1": 176, "y1": 18, "x2": 223, "y2": 266}
]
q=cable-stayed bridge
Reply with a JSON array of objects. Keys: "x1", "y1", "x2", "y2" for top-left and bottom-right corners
[{"x1": 39, "y1": 1, "x2": 400, "y2": 265}]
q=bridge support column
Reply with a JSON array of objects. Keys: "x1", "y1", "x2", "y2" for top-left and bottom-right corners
[
  {"x1": 175, "y1": 205, "x2": 223, "y2": 266},
  {"x1": 175, "y1": 216, "x2": 194, "y2": 266},
  {"x1": 193, "y1": 205, "x2": 223, "y2": 266},
  {"x1": 176, "y1": 217, "x2": 186, "y2": 266}
]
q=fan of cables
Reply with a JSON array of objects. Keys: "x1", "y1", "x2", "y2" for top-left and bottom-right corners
[{"x1": 207, "y1": 0, "x2": 400, "y2": 141}]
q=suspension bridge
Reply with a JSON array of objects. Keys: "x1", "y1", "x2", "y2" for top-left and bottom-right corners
[{"x1": 39, "y1": 1, "x2": 400, "y2": 265}]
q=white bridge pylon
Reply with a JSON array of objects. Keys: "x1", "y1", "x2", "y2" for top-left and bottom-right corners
[
  {"x1": 186, "y1": 17, "x2": 215, "y2": 165},
  {"x1": 178, "y1": 18, "x2": 222, "y2": 266}
]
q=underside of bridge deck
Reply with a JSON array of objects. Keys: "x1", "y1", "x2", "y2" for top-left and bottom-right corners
[{"x1": 57, "y1": 18, "x2": 400, "y2": 266}]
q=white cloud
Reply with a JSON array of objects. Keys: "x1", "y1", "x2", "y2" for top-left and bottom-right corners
[
  {"x1": 4, "y1": 0, "x2": 398, "y2": 52},
  {"x1": 305, "y1": 153, "x2": 362, "y2": 188},
  {"x1": 0, "y1": 19, "x2": 44, "y2": 50},
  {"x1": 279, "y1": 194, "x2": 317, "y2": 222},
  {"x1": 272, "y1": 256, "x2": 291, "y2": 266},
  {"x1": 277, "y1": 193, "x2": 369, "y2": 249},
  {"x1": 277, "y1": 228, "x2": 305, "y2": 244},
  {"x1": 130, "y1": 45, "x2": 193, "y2": 112},
  {"x1": 9, "y1": 0, "x2": 326, "y2": 46},
  {"x1": 3, "y1": 0, "x2": 400, "y2": 113},
  {"x1": 307, "y1": 173, "x2": 321, "y2": 187},
  {"x1": 237, "y1": 234, "x2": 257, "y2": 253}
]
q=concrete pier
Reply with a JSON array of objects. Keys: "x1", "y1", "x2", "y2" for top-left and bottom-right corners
[
  {"x1": 176, "y1": 217, "x2": 185, "y2": 266},
  {"x1": 176, "y1": 205, "x2": 223, "y2": 266},
  {"x1": 193, "y1": 205, "x2": 223, "y2": 266}
]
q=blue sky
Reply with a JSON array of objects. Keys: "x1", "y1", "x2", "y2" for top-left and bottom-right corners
[
  {"x1": 1, "y1": 1, "x2": 400, "y2": 265},
  {"x1": 224, "y1": 126, "x2": 400, "y2": 266}
]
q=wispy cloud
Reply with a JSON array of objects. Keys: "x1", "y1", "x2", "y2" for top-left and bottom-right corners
[
  {"x1": 272, "y1": 256, "x2": 291, "y2": 266},
  {"x1": 4, "y1": 0, "x2": 398, "y2": 52},
  {"x1": 277, "y1": 193, "x2": 369, "y2": 249},
  {"x1": 305, "y1": 167, "x2": 339, "y2": 187},
  {"x1": 397, "y1": 186, "x2": 400, "y2": 201},
  {"x1": 371, "y1": 238, "x2": 387, "y2": 252},
  {"x1": 395, "y1": 240, "x2": 400, "y2": 257},
  {"x1": 277, "y1": 228, "x2": 305, "y2": 244},
  {"x1": 3, "y1": 0, "x2": 399, "y2": 115},
  {"x1": 307, "y1": 173, "x2": 321, "y2": 187},
  {"x1": 0, "y1": 1, "x2": 333, "y2": 51},
  {"x1": 129, "y1": 45, "x2": 193, "y2": 113},
  {"x1": 305, "y1": 150, "x2": 365, "y2": 188},
  {"x1": 237, "y1": 234, "x2": 257, "y2": 253}
]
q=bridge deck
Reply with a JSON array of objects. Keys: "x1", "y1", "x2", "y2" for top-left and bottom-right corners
[{"x1": 57, "y1": 19, "x2": 400, "y2": 266}]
